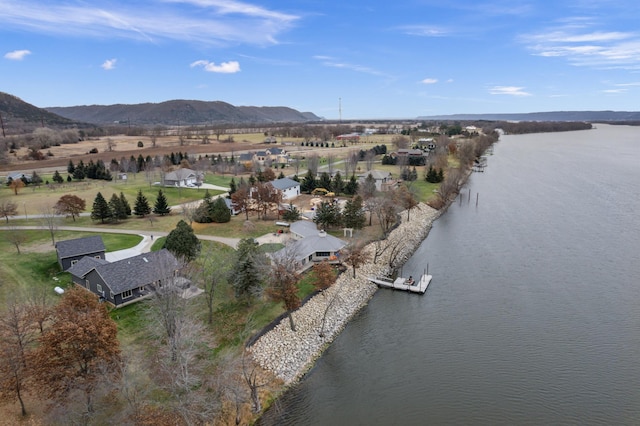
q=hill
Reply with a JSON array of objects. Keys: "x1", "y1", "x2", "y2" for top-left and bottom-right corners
[
  {"x1": 47, "y1": 100, "x2": 321, "y2": 125},
  {"x1": 0, "y1": 92, "x2": 82, "y2": 135},
  {"x1": 417, "y1": 111, "x2": 640, "y2": 122}
]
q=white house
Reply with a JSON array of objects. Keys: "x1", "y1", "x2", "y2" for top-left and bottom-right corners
[
  {"x1": 358, "y1": 170, "x2": 397, "y2": 192},
  {"x1": 270, "y1": 177, "x2": 300, "y2": 200},
  {"x1": 162, "y1": 168, "x2": 198, "y2": 187}
]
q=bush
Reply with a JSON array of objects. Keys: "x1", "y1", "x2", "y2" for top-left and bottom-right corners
[
  {"x1": 137, "y1": 141, "x2": 144, "y2": 147},
  {"x1": 89, "y1": 147, "x2": 99, "y2": 154}
]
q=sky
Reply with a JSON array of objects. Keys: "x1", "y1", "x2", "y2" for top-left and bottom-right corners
[{"x1": 2, "y1": 0, "x2": 640, "y2": 119}]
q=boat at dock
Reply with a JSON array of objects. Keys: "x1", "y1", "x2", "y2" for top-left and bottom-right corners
[{"x1": 368, "y1": 274, "x2": 432, "y2": 294}]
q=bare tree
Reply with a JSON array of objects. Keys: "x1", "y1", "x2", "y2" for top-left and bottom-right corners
[
  {"x1": 0, "y1": 201, "x2": 18, "y2": 223},
  {"x1": 266, "y1": 244, "x2": 301, "y2": 331},
  {"x1": 326, "y1": 152, "x2": 336, "y2": 176},
  {"x1": 306, "y1": 153, "x2": 319, "y2": 177},
  {"x1": 341, "y1": 243, "x2": 369, "y2": 279},
  {"x1": 392, "y1": 135, "x2": 410, "y2": 150},
  {"x1": 5, "y1": 226, "x2": 27, "y2": 254},
  {"x1": 106, "y1": 138, "x2": 116, "y2": 152},
  {"x1": 364, "y1": 150, "x2": 376, "y2": 171},
  {"x1": 40, "y1": 206, "x2": 59, "y2": 245},
  {"x1": 345, "y1": 150, "x2": 359, "y2": 177},
  {"x1": 374, "y1": 193, "x2": 399, "y2": 236}
]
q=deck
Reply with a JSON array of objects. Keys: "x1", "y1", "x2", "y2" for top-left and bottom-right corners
[{"x1": 368, "y1": 274, "x2": 433, "y2": 294}]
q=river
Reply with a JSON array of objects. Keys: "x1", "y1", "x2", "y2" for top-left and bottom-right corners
[{"x1": 259, "y1": 124, "x2": 640, "y2": 425}]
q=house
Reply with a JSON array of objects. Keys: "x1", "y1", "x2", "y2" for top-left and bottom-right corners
[
  {"x1": 67, "y1": 249, "x2": 181, "y2": 308},
  {"x1": 238, "y1": 148, "x2": 289, "y2": 167},
  {"x1": 270, "y1": 177, "x2": 300, "y2": 200},
  {"x1": 358, "y1": 170, "x2": 398, "y2": 192},
  {"x1": 336, "y1": 133, "x2": 360, "y2": 142},
  {"x1": 56, "y1": 236, "x2": 106, "y2": 271},
  {"x1": 162, "y1": 168, "x2": 198, "y2": 187},
  {"x1": 273, "y1": 221, "x2": 346, "y2": 270},
  {"x1": 6, "y1": 172, "x2": 32, "y2": 183}
]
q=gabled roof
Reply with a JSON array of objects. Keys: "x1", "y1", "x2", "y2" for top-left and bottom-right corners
[
  {"x1": 164, "y1": 168, "x2": 196, "y2": 181},
  {"x1": 67, "y1": 256, "x2": 109, "y2": 277},
  {"x1": 238, "y1": 153, "x2": 254, "y2": 161},
  {"x1": 96, "y1": 249, "x2": 179, "y2": 294},
  {"x1": 290, "y1": 220, "x2": 319, "y2": 238},
  {"x1": 270, "y1": 177, "x2": 300, "y2": 191},
  {"x1": 276, "y1": 232, "x2": 346, "y2": 262},
  {"x1": 56, "y1": 236, "x2": 106, "y2": 259}
]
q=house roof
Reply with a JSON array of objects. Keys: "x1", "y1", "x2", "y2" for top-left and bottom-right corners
[
  {"x1": 238, "y1": 153, "x2": 254, "y2": 161},
  {"x1": 95, "y1": 249, "x2": 179, "y2": 294},
  {"x1": 69, "y1": 249, "x2": 178, "y2": 295},
  {"x1": 290, "y1": 220, "x2": 319, "y2": 238},
  {"x1": 67, "y1": 256, "x2": 109, "y2": 277},
  {"x1": 164, "y1": 168, "x2": 196, "y2": 181},
  {"x1": 359, "y1": 170, "x2": 391, "y2": 180},
  {"x1": 270, "y1": 177, "x2": 300, "y2": 191},
  {"x1": 56, "y1": 236, "x2": 106, "y2": 260},
  {"x1": 276, "y1": 232, "x2": 346, "y2": 262}
]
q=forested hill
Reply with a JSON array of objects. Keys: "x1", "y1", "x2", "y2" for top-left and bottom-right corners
[
  {"x1": 417, "y1": 111, "x2": 640, "y2": 122},
  {"x1": 47, "y1": 100, "x2": 321, "y2": 125},
  {"x1": 0, "y1": 92, "x2": 80, "y2": 134}
]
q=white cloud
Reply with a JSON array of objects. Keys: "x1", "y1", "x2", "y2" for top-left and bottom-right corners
[
  {"x1": 522, "y1": 21, "x2": 640, "y2": 69},
  {"x1": 602, "y1": 89, "x2": 626, "y2": 93},
  {"x1": 0, "y1": 0, "x2": 299, "y2": 46},
  {"x1": 489, "y1": 86, "x2": 532, "y2": 96},
  {"x1": 4, "y1": 49, "x2": 31, "y2": 60},
  {"x1": 101, "y1": 58, "x2": 117, "y2": 70},
  {"x1": 190, "y1": 60, "x2": 241, "y2": 73},
  {"x1": 398, "y1": 25, "x2": 449, "y2": 37},
  {"x1": 313, "y1": 56, "x2": 387, "y2": 77},
  {"x1": 421, "y1": 78, "x2": 438, "y2": 84}
]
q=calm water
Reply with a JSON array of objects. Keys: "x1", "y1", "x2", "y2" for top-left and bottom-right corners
[{"x1": 260, "y1": 125, "x2": 640, "y2": 425}]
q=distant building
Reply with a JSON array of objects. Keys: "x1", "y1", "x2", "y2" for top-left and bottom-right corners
[
  {"x1": 162, "y1": 168, "x2": 199, "y2": 187},
  {"x1": 270, "y1": 177, "x2": 301, "y2": 200}
]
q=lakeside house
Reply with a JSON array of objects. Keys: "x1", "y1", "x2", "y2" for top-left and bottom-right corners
[
  {"x1": 67, "y1": 248, "x2": 182, "y2": 308},
  {"x1": 56, "y1": 236, "x2": 106, "y2": 271},
  {"x1": 357, "y1": 170, "x2": 398, "y2": 192},
  {"x1": 273, "y1": 221, "x2": 346, "y2": 270}
]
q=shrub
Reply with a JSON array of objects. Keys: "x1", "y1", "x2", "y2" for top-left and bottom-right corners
[{"x1": 137, "y1": 141, "x2": 144, "y2": 147}]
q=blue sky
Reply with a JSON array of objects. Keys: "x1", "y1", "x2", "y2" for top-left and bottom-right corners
[{"x1": 2, "y1": 0, "x2": 640, "y2": 119}]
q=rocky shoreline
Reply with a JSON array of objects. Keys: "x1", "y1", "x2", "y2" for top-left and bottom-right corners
[{"x1": 249, "y1": 203, "x2": 442, "y2": 384}]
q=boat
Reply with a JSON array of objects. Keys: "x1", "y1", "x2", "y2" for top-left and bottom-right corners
[{"x1": 368, "y1": 273, "x2": 432, "y2": 294}]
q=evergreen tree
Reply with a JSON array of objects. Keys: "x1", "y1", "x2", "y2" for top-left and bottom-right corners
[
  {"x1": 230, "y1": 238, "x2": 264, "y2": 304},
  {"x1": 301, "y1": 170, "x2": 317, "y2": 193},
  {"x1": 228, "y1": 177, "x2": 237, "y2": 195},
  {"x1": 90, "y1": 192, "x2": 112, "y2": 223},
  {"x1": 66, "y1": 175, "x2": 72, "y2": 183},
  {"x1": 361, "y1": 173, "x2": 377, "y2": 199},
  {"x1": 313, "y1": 201, "x2": 342, "y2": 230},
  {"x1": 133, "y1": 189, "x2": 151, "y2": 217},
  {"x1": 153, "y1": 189, "x2": 171, "y2": 216},
  {"x1": 282, "y1": 204, "x2": 301, "y2": 222},
  {"x1": 52, "y1": 170, "x2": 64, "y2": 184},
  {"x1": 72, "y1": 166, "x2": 85, "y2": 180},
  {"x1": 318, "y1": 172, "x2": 332, "y2": 191},
  {"x1": 344, "y1": 174, "x2": 359, "y2": 195},
  {"x1": 343, "y1": 195, "x2": 366, "y2": 230},
  {"x1": 109, "y1": 193, "x2": 127, "y2": 222},
  {"x1": 164, "y1": 220, "x2": 201, "y2": 262},
  {"x1": 278, "y1": 171, "x2": 285, "y2": 179},
  {"x1": 119, "y1": 192, "x2": 131, "y2": 216},
  {"x1": 332, "y1": 171, "x2": 345, "y2": 195},
  {"x1": 67, "y1": 160, "x2": 75, "y2": 175},
  {"x1": 209, "y1": 197, "x2": 231, "y2": 223}
]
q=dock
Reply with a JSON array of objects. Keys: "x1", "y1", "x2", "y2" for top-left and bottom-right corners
[{"x1": 368, "y1": 274, "x2": 432, "y2": 294}]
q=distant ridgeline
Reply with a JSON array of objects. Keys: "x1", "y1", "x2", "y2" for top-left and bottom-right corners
[{"x1": 493, "y1": 121, "x2": 592, "y2": 135}]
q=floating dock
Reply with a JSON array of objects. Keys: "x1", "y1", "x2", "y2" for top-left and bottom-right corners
[{"x1": 368, "y1": 274, "x2": 432, "y2": 294}]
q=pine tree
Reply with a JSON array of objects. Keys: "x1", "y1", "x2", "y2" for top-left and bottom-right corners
[
  {"x1": 209, "y1": 197, "x2": 231, "y2": 223},
  {"x1": 52, "y1": 170, "x2": 64, "y2": 184},
  {"x1": 109, "y1": 193, "x2": 127, "y2": 222},
  {"x1": 119, "y1": 192, "x2": 131, "y2": 216},
  {"x1": 344, "y1": 174, "x2": 359, "y2": 195},
  {"x1": 318, "y1": 172, "x2": 332, "y2": 191},
  {"x1": 67, "y1": 160, "x2": 75, "y2": 175},
  {"x1": 343, "y1": 195, "x2": 366, "y2": 229},
  {"x1": 133, "y1": 189, "x2": 151, "y2": 217},
  {"x1": 90, "y1": 192, "x2": 112, "y2": 223},
  {"x1": 153, "y1": 189, "x2": 171, "y2": 216},
  {"x1": 164, "y1": 220, "x2": 201, "y2": 262},
  {"x1": 332, "y1": 171, "x2": 345, "y2": 195},
  {"x1": 301, "y1": 170, "x2": 317, "y2": 193},
  {"x1": 228, "y1": 177, "x2": 237, "y2": 195}
]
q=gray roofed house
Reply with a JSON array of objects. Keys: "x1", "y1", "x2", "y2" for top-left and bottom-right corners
[
  {"x1": 162, "y1": 168, "x2": 198, "y2": 187},
  {"x1": 67, "y1": 249, "x2": 182, "y2": 308},
  {"x1": 269, "y1": 177, "x2": 300, "y2": 200},
  {"x1": 56, "y1": 235, "x2": 106, "y2": 271},
  {"x1": 273, "y1": 221, "x2": 346, "y2": 270}
]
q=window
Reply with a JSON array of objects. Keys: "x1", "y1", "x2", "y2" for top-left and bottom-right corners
[
  {"x1": 85, "y1": 279, "x2": 89, "y2": 288},
  {"x1": 121, "y1": 290, "x2": 132, "y2": 299},
  {"x1": 71, "y1": 260, "x2": 78, "y2": 266},
  {"x1": 316, "y1": 252, "x2": 330, "y2": 258},
  {"x1": 308, "y1": 254, "x2": 313, "y2": 261},
  {"x1": 96, "y1": 284, "x2": 102, "y2": 293},
  {"x1": 94, "y1": 255, "x2": 101, "y2": 259},
  {"x1": 139, "y1": 286, "x2": 146, "y2": 292}
]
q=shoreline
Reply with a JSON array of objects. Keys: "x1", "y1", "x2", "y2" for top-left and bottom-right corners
[{"x1": 249, "y1": 202, "x2": 443, "y2": 385}]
